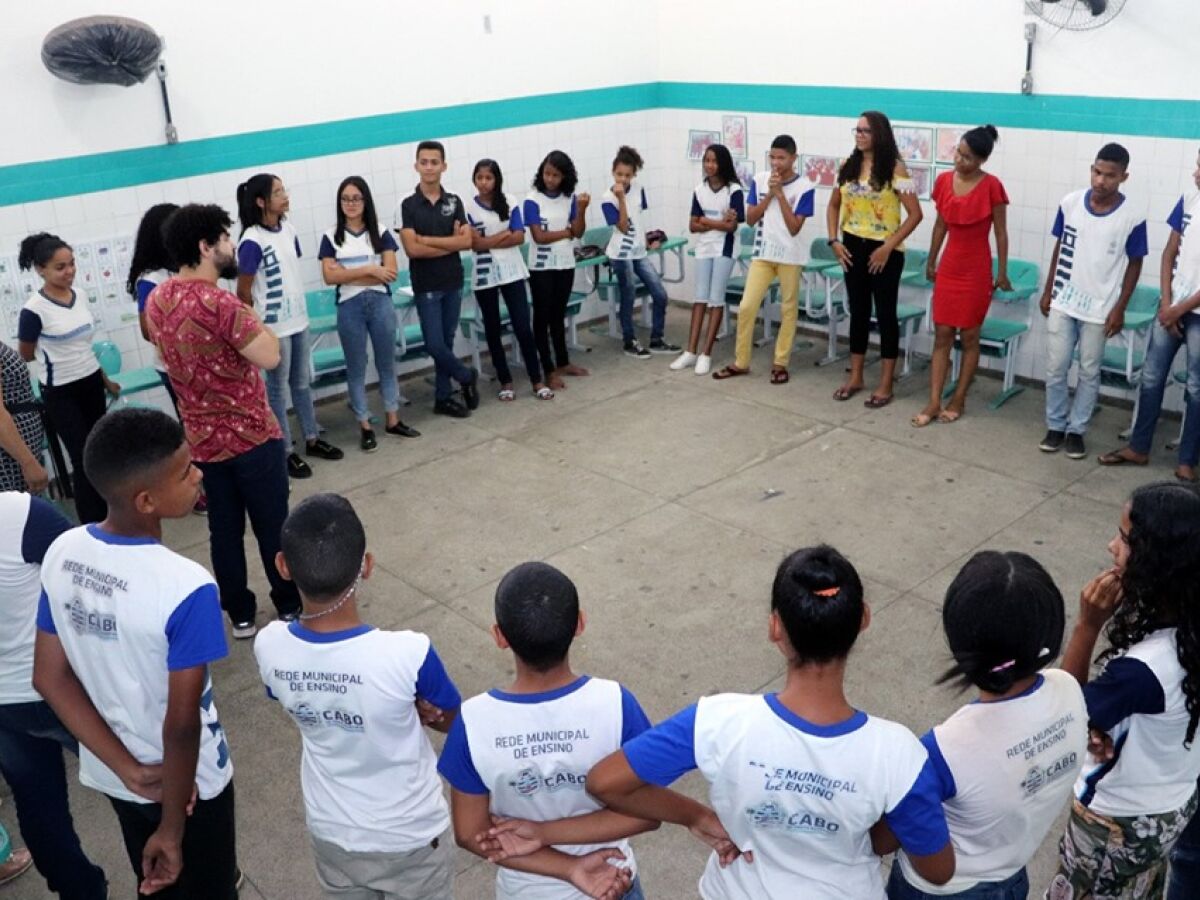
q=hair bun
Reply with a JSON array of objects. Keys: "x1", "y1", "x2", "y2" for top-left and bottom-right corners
[{"x1": 983, "y1": 124, "x2": 999, "y2": 141}]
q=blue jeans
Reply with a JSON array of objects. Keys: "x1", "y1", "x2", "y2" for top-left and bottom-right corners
[
  {"x1": 414, "y1": 289, "x2": 475, "y2": 402},
  {"x1": 0, "y1": 701, "x2": 107, "y2": 898},
  {"x1": 475, "y1": 280, "x2": 542, "y2": 386},
  {"x1": 623, "y1": 874, "x2": 644, "y2": 900},
  {"x1": 611, "y1": 257, "x2": 668, "y2": 343},
  {"x1": 694, "y1": 255, "x2": 736, "y2": 307},
  {"x1": 1044, "y1": 309, "x2": 1107, "y2": 435},
  {"x1": 336, "y1": 290, "x2": 400, "y2": 422},
  {"x1": 266, "y1": 329, "x2": 320, "y2": 450},
  {"x1": 1169, "y1": 791, "x2": 1200, "y2": 900},
  {"x1": 196, "y1": 438, "x2": 299, "y2": 623},
  {"x1": 1129, "y1": 317, "x2": 1200, "y2": 466},
  {"x1": 887, "y1": 863, "x2": 1027, "y2": 899}
]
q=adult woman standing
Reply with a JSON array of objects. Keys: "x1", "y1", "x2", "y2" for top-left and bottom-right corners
[
  {"x1": 913, "y1": 126, "x2": 1011, "y2": 427},
  {"x1": 828, "y1": 111, "x2": 923, "y2": 407},
  {"x1": 0, "y1": 342, "x2": 47, "y2": 494}
]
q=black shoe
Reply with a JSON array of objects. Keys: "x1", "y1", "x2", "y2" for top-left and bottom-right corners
[
  {"x1": 649, "y1": 339, "x2": 681, "y2": 354},
  {"x1": 624, "y1": 341, "x2": 651, "y2": 359},
  {"x1": 461, "y1": 369, "x2": 480, "y2": 410},
  {"x1": 1039, "y1": 430, "x2": 1066, "y2": 452},
  {"x1": 434, "y1": 398, "x2": 470, "y2": 418},
  {"x1": 385, "y1": 421, "x2": 421, "y2": 438},
  {"x1": 287, "y1": 452, "x2": 313, "y2": 479},
  {"x1": 1064, "y1": 433, "x2": 1087, "y2": 459},
  {"x1": 360, "y1": 429, "x2": 378, "y2": 453},
  {"x1": 305, "y1": 438, "x2": 344, "y2": 460}
]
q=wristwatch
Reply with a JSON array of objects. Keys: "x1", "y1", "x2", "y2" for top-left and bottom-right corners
[{"x1": 826, "y1": 238, "x2": 840, "y2": 246}]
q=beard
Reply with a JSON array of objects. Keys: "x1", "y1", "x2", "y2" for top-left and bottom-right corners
[{"x1": 215, "y1": 250, "x2": 239, "y2": 280}]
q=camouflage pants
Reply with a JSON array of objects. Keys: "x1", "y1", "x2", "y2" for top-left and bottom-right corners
[{"x1": 1046, "y1": 794, "x2": 1199, "y2": 900}]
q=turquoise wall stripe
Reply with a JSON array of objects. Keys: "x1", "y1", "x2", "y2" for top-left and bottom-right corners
[{"x1": 3, "y1": 81, "x2": 1197, "y2": 207}]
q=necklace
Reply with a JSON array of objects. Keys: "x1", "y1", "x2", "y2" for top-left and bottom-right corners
[{"x1": 298, "y1": 572, "x2": 363, "y2": 621}]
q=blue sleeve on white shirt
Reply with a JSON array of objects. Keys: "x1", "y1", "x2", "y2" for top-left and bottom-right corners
[
  {"x1": 36, "y1": 589, "x2": 56, "y2": 634},
  {"x1": 731, "y1": 189, "x2": 746, "y2": 222},
  {"x1": 602, "y1": 202, "x2": 620, "y2": 226},
  {"x1": 317, "y1": 235, "x2": 336, "y2": 259},
  {"x1": 690, "y1": 193, "x2": 703, "y2": 218},
  {"x1": 437, "y1": 714, "x2": 489, "y2": 794},
  {"x1": 136, "y1": 278, "x2": 157, "y2": 313},
  {"x1": 523, "y1": 198, "x2": 540, "y2": 228},
  {"x1": 1168, "y1": 197, "x2": 1186, "y2": 234},
  {"x1": 569, "y1": 195, "x2": 578, "y2": 222},
  {"x1": 795, "y1": 188, "x2": 815, "y2": 217},
  {"x1": 21, "y1": 497, "x2": 71, "y2": 564},
  {"x1": 1051, "y1": 207, "x2": 1065, "y2": 239},
  {"x1": 920, "y1": 730, "x2": 957, "y2": 802},
  {"x1": 619, "y1": 685, "x2": 652, "y2": 744},
  {"x1": 164, "y1": 584, "x2": 229, "y2": 671},
  {"x1": 622, "y1": 703, "x2": 698, "y2": 786},
  {"x1": 381, "y1": 230, "x2": 399, "y2": 252},
  {"x1": 747, "y1": 181, "x2": 759, "y2": 206},
  {"x1": 1126, "y1": 221, "x2": 1150, "y2": 258},
  {"x1": 294, "y1": 236, "x2": 303, "y2": 258},
  {"x1": 1084, "y1": 655, "x2": 1166, "y2": 732},
  {"x1": 415, "y1": 643, "x2": 461, "y2": 711},
  {"x1": 17, "y1": 309, "x2": 41, "y2": 344},
  {"x1": 884, "y1": 757, "x2": 952, "y2": 856},
  {"x1": 508, "y1": 205, "x2": 524, "y2": 232},
  {"x1": 237, "y1": 240, "x2": 263, "y2": 276}
]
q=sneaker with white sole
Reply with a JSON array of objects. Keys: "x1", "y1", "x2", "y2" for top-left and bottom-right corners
[
  {"x1": 231, "y1": 621, "x2": 257, "y2": 640},
  {"x1": 623, "y1": 341, "x2": 651, "y2": 359},
  {"x1": 670, "y1": 351, "x2": 698, "y2": 370},
  {"x1": 649, "y1": 339, "x2": 681, "y2": 354},
  {"x1": 694, "y1": 354, "x2": 712, "y2": 375}
]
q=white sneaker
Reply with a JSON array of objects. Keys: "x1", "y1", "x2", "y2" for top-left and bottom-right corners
[
  {"x1": 231, "y1": 621, "x2": 258, "y2": 640},
  {"x1": 694, "y1": 354, "x2": 712, "y2": 376},
  {"x1": 670, "y1": 352, "x2": 698, "y2": 370}
]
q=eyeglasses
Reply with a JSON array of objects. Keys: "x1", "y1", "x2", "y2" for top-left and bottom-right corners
[
  {"x1": 852, "y1": 127, "x2": 872, "y2": 136},
  {"x1": 340, "y1": 196, "x2": 364, "y2": 204}
]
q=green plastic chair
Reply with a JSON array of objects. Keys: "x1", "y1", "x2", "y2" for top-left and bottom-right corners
[{"x1": 92, "y1": 340, "x2": 162, "y2": 408}]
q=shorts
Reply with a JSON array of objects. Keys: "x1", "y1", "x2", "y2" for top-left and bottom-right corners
[
  {"x1": 311, "y1": 830, "x2": 453, "y2": 900},
  {"x1": 693, "y1": 255, "x2": 736, "y2": 308}
]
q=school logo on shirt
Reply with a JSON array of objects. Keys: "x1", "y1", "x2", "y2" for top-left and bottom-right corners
[
  {"x1": 289, "y1": 702, "x2": 321, "y2": 729},
  {"x1": 65, "y1": 596, "x2": 118, "y2": 640},
  {"x1": 286, "y1": 702, "x2": 364, "y2": 733},
  {"x1": 440, "y1": 198, "x2": 457, "y2": 217},
  {"x1": 1020, "y1": 751, "x2": 1079, "y2": 797},
  {"x1": 745, "y1": 800, "x2": 842, "y2": 836},
  {"x1": 507, "y1": 766, "x2": 587, "y2": 797}
]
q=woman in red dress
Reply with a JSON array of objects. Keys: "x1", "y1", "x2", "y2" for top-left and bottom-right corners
[{"x1": 913, "y1": 125, "x2": 1011, "y2": 426}]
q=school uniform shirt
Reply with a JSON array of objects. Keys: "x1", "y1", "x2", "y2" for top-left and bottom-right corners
[
  {"x1": 254, "y1": 621, "x2": 461, "y2": 853},
  {"x1": 0, "y1": 493, "x2": 71, "y2": 706},
  {"x1": 523, "y1": 190, "x2": 579, "y2": 271},
  {"x1": 35, "y1": 524, "x2": 231, "y2": 804},
  {"x1": 396, "y1": 187, "x2": 468, "y2": 294},
  {"x1": 1075, "y1": 628, "x2": 1200, "y2": 817},
  {"x1": 896, "y1": 670, "x2": 1087, "y2": 894},
  {"x1": 690, "y1": 180, "x2": 746, "y2": 259},
  {"x1": 438, "y1": 675, "x2": 652, "y2": 900},
  {"x1": 601, "y1": 182, "x2": 650, "y2": 261},
  {"x1": 747, "y1": 172, "x2": 817, "y2": 266},
  {"x1": 316, "y1": 227, "x2": 401, "y2": 304},
  {"x1": 465, "y1": 194, "x2": 529, "y2": 289},
  {"x1": 237, "y1": 222, "x2": 309, "y2": 337},
  {"x1": 623, "y1": 693, "x2": 949, "y2": 900},
  {"x1": 135, "y1": 269, "x2": 171, "y2": 372},
  {"x1": 1048, "y1": 189, "x2": 1148, "y2": 324},
  {"x1": 1168, "y1": 191, "x2": 1200, "y2": 310},
  {"x1": 17, "y1": 290, "x2": 99, "y2": 387}
]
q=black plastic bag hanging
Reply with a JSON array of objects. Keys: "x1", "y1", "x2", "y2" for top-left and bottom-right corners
[{"x1": 41, "y1": 16, "x2": 162, "y2": 87}]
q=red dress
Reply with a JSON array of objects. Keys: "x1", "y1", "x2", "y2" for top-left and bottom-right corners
[{"x1": 931, "y1": 171, "x2": 1009, "y2": 328}]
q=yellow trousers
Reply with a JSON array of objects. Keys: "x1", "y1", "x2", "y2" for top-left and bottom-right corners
[{"x1": 734, "y1": 259, "x2": 802, "y2": 369}]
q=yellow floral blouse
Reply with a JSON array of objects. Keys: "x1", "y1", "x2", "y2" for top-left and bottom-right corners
[{"x1": 839, "y1": 170, "x2": 916, "y2": 246}]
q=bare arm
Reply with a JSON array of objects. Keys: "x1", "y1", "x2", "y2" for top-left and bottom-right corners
[
  {"x1": 321, "y1": 258, "x2": 389, "y2": 287},
  {"x1": 571, "y1": 195, "x2": 590, "y2": 239},
  {"x1": 889, "y1": 189, "x2": 924, "y2": 250},
  {"x1": 235, "y1": 275, "x2": 255, "y2": 307},
  {"x1": 1105, "y1": 256, "x2": 1144, "y2": 336},
  {"x1": 614, "y1": 192, "x2": 631, "y2": 235},
  {"x1": 825, "y1": 188, "x2": 842, "y2": 242},
  {"x1": 530, "y1": 224, "x2": 573, "y2": 245},
  {"x1": 239, "y1": 329, "x2": 280, "y2": 370},
  {"x1": 421, "y1": 223, "x2": 474, "y2": 252},
  {"x1": 992, "y1": 204, "x2": 1010, "y2": 286},
  {"x1": 399, "y1": 228, "x2": 451, "y2": 259},
  {"x1": 926, "y1": 214, "x2": 948, "y2": 277},
  {"x1": 1039, "y1": 238, "x2": 1063, "y2": 316},
  {"x1": 18, "y1": 341, "x2": 35, "y2": 362},
  {"x1": 0, "y1": 371, "x2": 46, "y2": 492},
  {"x1": 1162, "y1": 230, "x2": 1182, "y2": 301}
]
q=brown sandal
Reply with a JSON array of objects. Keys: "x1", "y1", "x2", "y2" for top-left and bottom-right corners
[
  {"x1": 1097, "y1": 450, "x2": 1148, "y2": 467},
  {"x1": 770, "y1": 367, "x2": 790, "y2": 385},
  {"x1": 712, "y1": 365, "x2": 749, "y2": 380}
]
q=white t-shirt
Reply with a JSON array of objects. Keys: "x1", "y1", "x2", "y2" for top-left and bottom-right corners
[
  {"x1": 317, "y1": 227, "x2": 401, "y2": 305},
  {"x1": 747, "y1": 173, "x2": 817, "y2": 266},
  {"x1": 1048, "y1": 189, "x2": 1149, "y2": 324},
  {"x1": 1075, "y1": 628, "x2": 1200, "y2": 817},
  {"x1": 691, "y1": 180, "x2": 746, "y2": 259},
  {"x1": 624, "y1": 693, "x2": 949, "y2": 900},
  {"x1": 601, "y1": 183, "x2": 650, "y2": 261},
  {"x1": 897, "y1": 670, "x2": 1087, "y2": 894},
  {"x1": 1169, "y1": 191, "x2": 1200, "y2": 310},
  {"x1": 17, "y1": 290, "x2": 99, "y2": 387},
  {"x1": 135, "y1": 269, "x2": 171, "y2": 372},
  {"x1": 523, "y1": 191, "x2": 579, "y2": 271},
  {"x1": 465, "y1": 194, "x2": 530, "y2": 289},
  {"x1": 237, "y1": 222, "x2": 308, "y2": 337},
  {"x1": 36, "y1": 524, "x2": 232, "y2": 803},
  {"x1": 254, "y1": 621, "x2": 460, "y2": 852},
  {"x1": 438, "y1": 675, "x2": 651, "y2": 900},
  {"x1": 0, "y1": 493, "x2": 71, "y2": 705}
]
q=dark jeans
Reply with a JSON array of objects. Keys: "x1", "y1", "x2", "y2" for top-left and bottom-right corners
[
  {"x1": 0, "y1": 701, "x2": 106, "y2": 898},
  {"x1": 41, "y1": 369, "x2": 107, "y2": 523},
  {"x1": 475, "y1": 280, "x2": 542, "y2": 386},
  {"x1": 1129, "y1": 318, "x2": 1200, "y2": 467},
  {"x1": 611, "y1": 257, "x2": 667, "y2": 343},
  {"x1": 843, "y1": 232, "x2": 905, "y2": 359},
  {"x1": 109, "y1": 781, "x2": 238, "y2": 900},
  {"x1": 414, "y1": 289, "x2": 474, "y2": 402},
  {"x1": 196, "y1": 438, "x2": 298, "y2": 623},
  {"x1": 1169, "y1": 789, "x2": 1200, "y2": 900},
  {"x1": 529, "y1": 268, "x2": 574, "y2": 372},
  {"x1": 887, "y1": 863, "x2": 1028, "y2": 899}
]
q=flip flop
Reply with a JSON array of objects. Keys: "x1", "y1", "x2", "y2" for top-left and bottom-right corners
[
  {"x1": 911, "y1": 412, "x2": 938, "y2": 428},
  {"x1": 864, "y1": 394, "x2": 893, "y2": 409},
  {"x1": 938, "y1": 409, "x2": 962, "y2": 424},
  {"x1": 1097, "y1": 450, "x2": 1148, "y2": 467},
  {"x1": 770, "y1": 368, "x2": 790, "y2": 385},
  {"x1": 534, "y1": 386, "x2": 555, "y2": 400},
  {"x1": 833, "y1": 385, "x2": 863, "y2": 402},
  {"x1": 712, "y1": 365, "x2": 749, "y2": 380},
  {"x1": 497, "y1": 388, "x2": 516, "y2": 402}
]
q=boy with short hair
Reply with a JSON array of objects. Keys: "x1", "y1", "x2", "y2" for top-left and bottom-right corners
[
  {"x1": 437, "y1": 561, "x2": 657, "y2": 900},
  {"x1": 713, "y1": 135, "x2": 815, "y2": 384},
  {"x1": 32, "y1": 408, "x2": 237, "y2": 898},
  {"x1": 1038, "y1": 142, "x2": 1147, "y2": 460},
  {"x1": 253, "y1": 493, "x2": 462, "y2": 900},
  {"x1": 395, "y1": 140, "x2": 480, "y2": 419}
]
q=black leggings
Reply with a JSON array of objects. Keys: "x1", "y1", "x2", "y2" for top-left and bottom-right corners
[
  {"x1": 41, "y1": 369, "x2": 107, "y2": 523},
  {"x1": 529, "y1": 268, "x2": 574, "y2": 373},
  {"x1": 475, "y1": 280, "x2": 542, "y2": 386},
  {"x1": 843, "y1": 232, "x2": 905, "y2": 359}
]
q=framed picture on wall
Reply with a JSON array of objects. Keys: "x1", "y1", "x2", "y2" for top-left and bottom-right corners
[
  {"x1": 894, "y1": 126, "x2": 934, "y2": 162},
  {"x1": 908, "y1": 163, "x2": 933, "y2": 200},
  {"x1": 722, "y1": 115, "x2": 748, "y2": 158},
  {"x1": 735, "y1": 158, "x2": 755, "y2": 189},
  {"x1": 688, "y1": 129, "x2": 721, "y2": 160},
  {"x1": 936, "y1": 127, "x2": 967, "y2": 163},
  {"x1": 802, "y1": 155, "x2": 841, "y2": 188}
]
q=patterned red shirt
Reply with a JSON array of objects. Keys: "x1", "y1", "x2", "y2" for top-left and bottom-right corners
[{"x1": 146, "y1": 278, "x2": 281, "y2": 463}]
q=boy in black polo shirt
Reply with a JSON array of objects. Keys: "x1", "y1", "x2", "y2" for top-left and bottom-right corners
[{"x1": 396, "y1": 141, "x2": 479, "y2": 418}]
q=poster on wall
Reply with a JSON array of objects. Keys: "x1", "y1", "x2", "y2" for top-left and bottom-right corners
[
  {"x1": 802, "y1": 155, "x2": 841, "y2": 188},
  {"x1": 687, "y1": 130, "x2": 721, "y2": 160},
  {"x1": 734, "y1": 159, "x2": 755, "y2": 189},
  {"x1": 894, "y1": 126, "x2": 933, "y2": 162},
  {"x1": 722, "y1": 115, "x2": 748, "y2": 158},
  {"x1": 936, "y1": 127, "x2": 967, "y2": 163},
  {"x1": 908, "y1": 163, "x2": 933, "y2": 200}
]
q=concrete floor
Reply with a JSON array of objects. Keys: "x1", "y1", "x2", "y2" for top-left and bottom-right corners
[{"x1": 1, "y1": 310, "x2": 1183, "y2": 899}]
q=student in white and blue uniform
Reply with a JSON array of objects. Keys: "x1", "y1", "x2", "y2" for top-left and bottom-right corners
[
  {"x1": 255, "y1": 493, "x2": 461, "y2": 900},
  {"x1": 588, "y1": 545, "x2": 954, "y2": 900},
  {"x1": 439, "y1": 561, "x2": 656, "y2": 900},
  {"x1": 881, "y1": 551, "x2": 1086, "y2": 899},
  {"x1": 467, "y1": 160, "x2": 551, "y2": 401},
  {"x1": 127, "y1": 203, "x2": 182, "y2": 398},
  {"x1": 319, "y1": 175, "x2": 421, "y2": 453}
]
